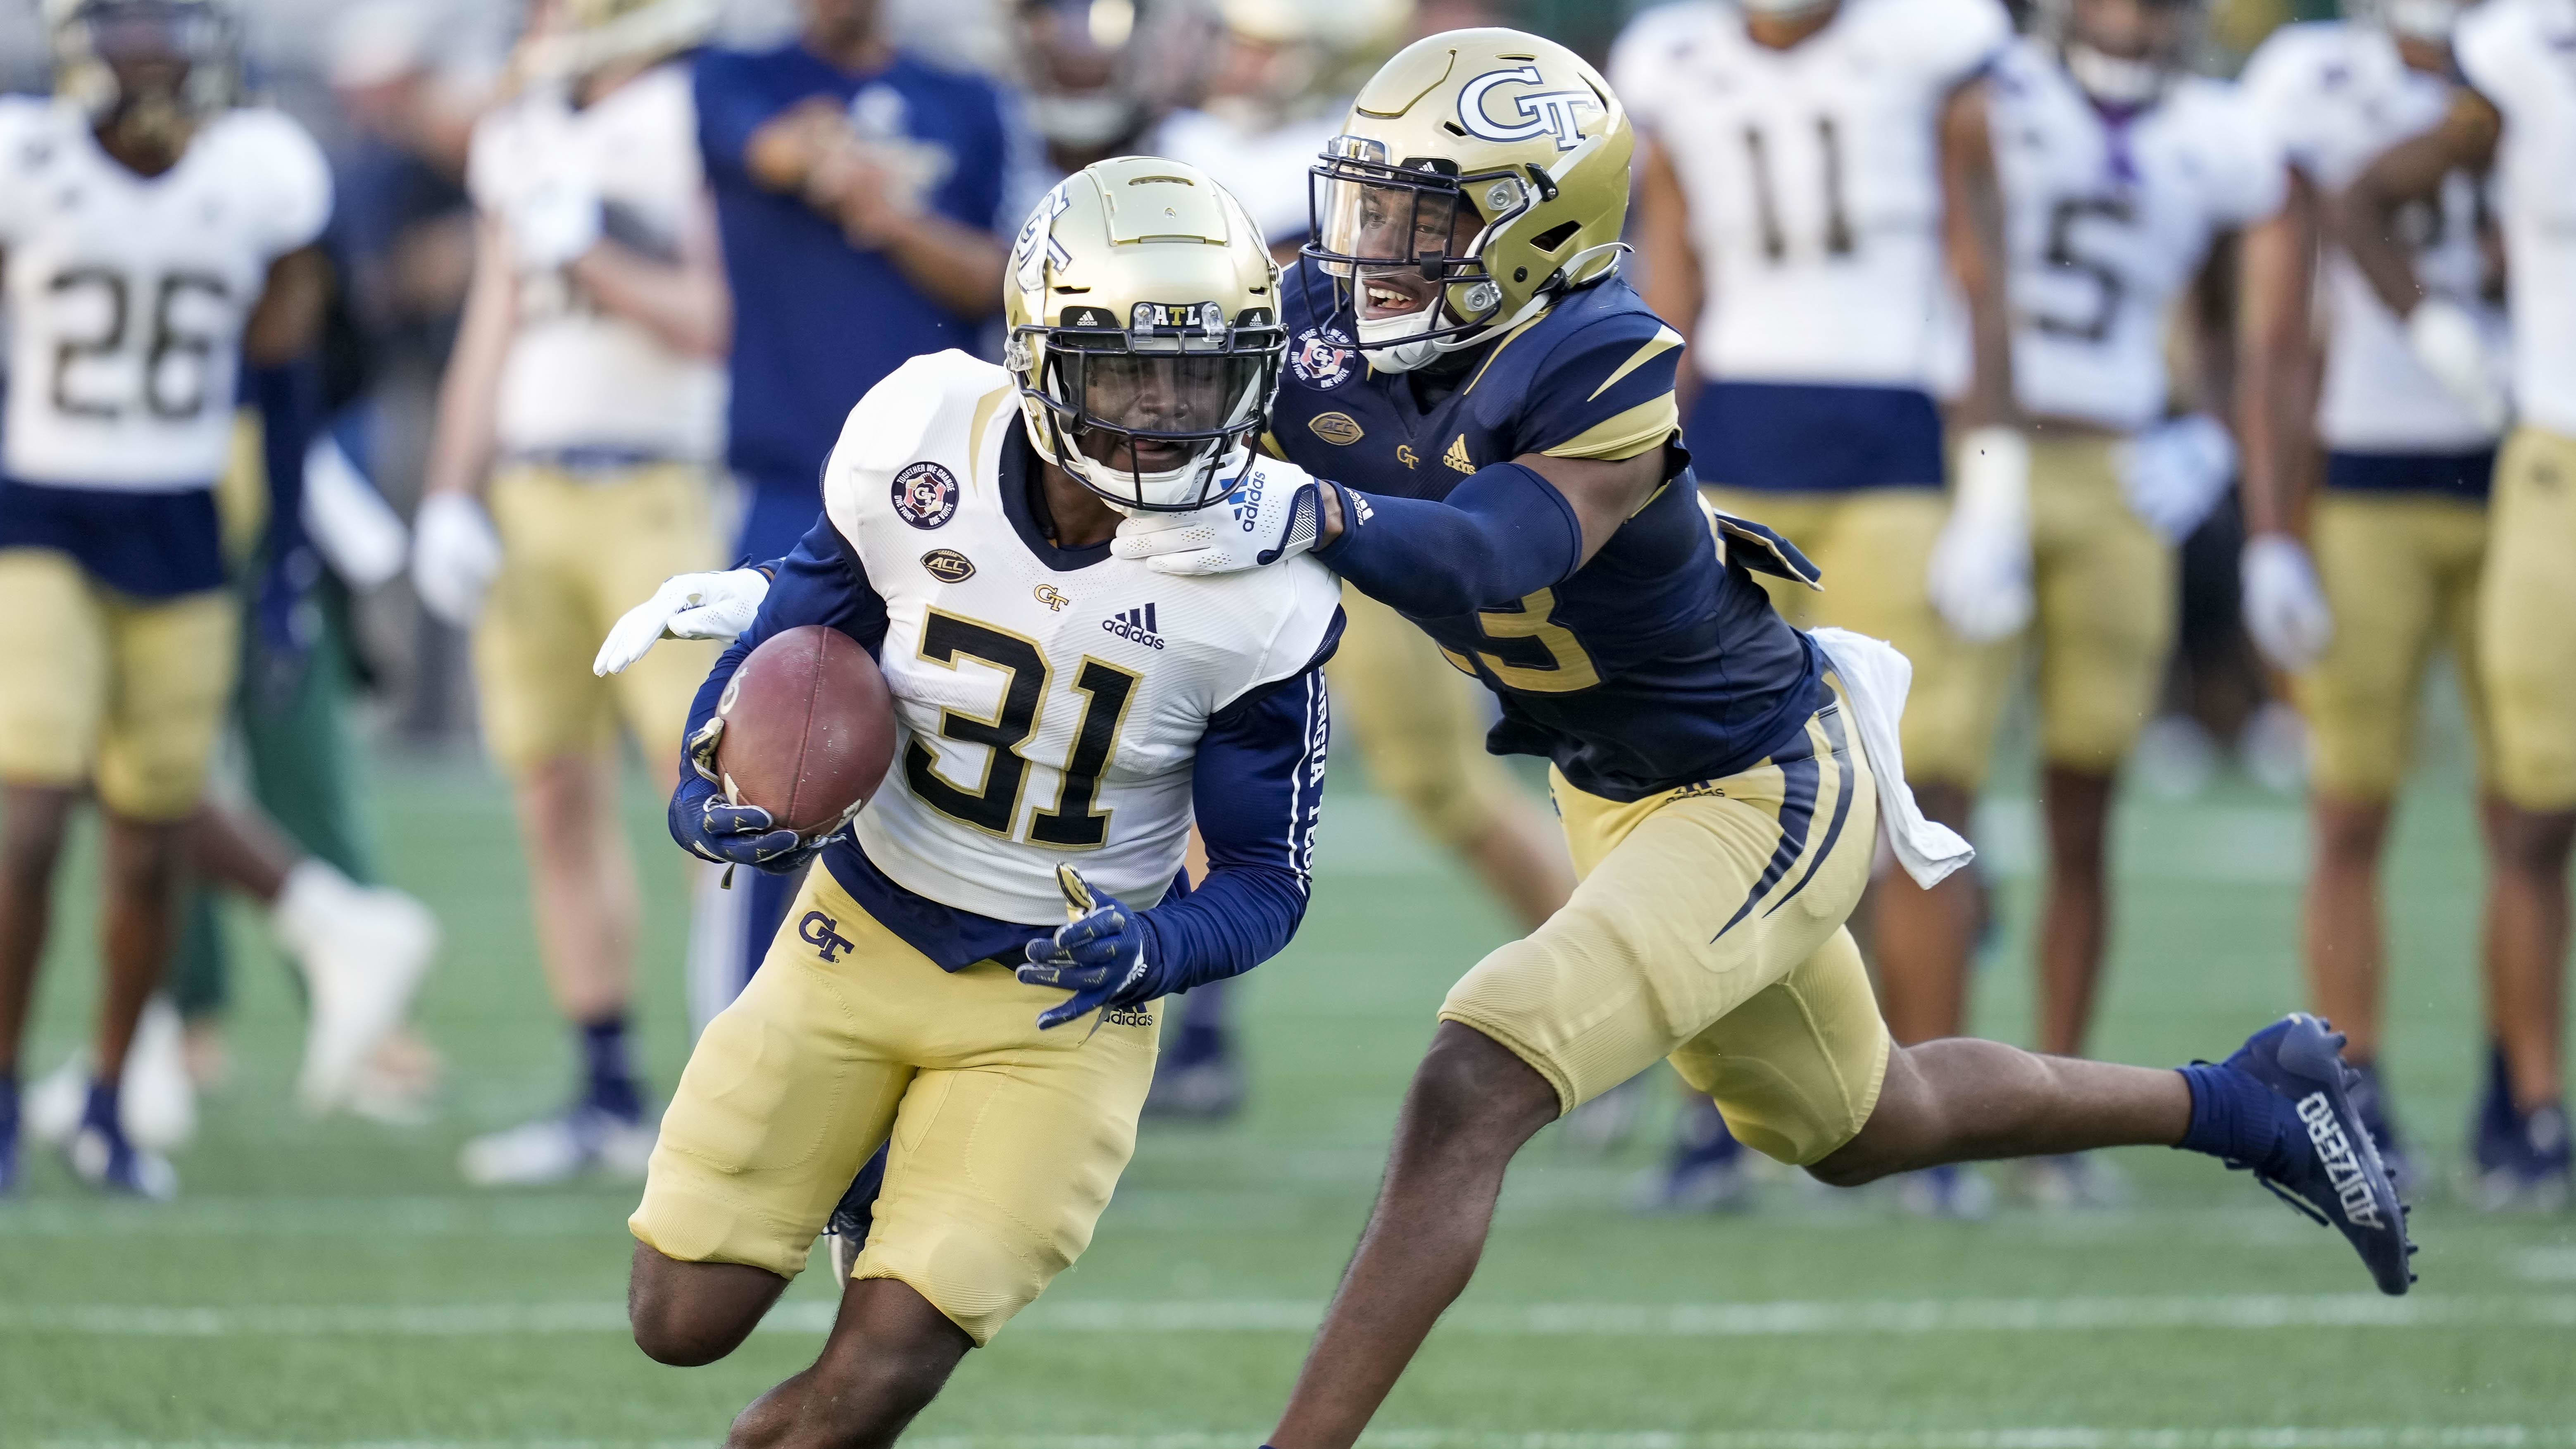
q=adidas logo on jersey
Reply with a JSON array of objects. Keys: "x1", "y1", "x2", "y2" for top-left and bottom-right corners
[
  {"x1": 1443, "y1": 436, "x2": 1476, "y2": 474},
  {"x1": 1102, "y1": 603, "x2": 1167, "y2": 650}
]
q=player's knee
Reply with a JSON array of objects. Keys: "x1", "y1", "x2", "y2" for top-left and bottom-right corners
[
  {"x1": 1405, "y1": 1023, "x2": 1559, "y2": 1158},
  {"x1": 2490, "y1": 804, "x2": 2576, "y2": 874},
  {"x1": 627, "y1": 1249, "x2": 779, "y2": 1367},
  {"x1": 99, "y1": 816, "x2": 186, "y2": 895}
]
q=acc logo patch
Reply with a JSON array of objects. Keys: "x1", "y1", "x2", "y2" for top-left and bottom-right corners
[
  {"x1": 1308, "y1": 411, "x2": 1365, "y2": 446},
  {"x1": 1290, "y1": 325, "x2": 1359, "y2": 390},
  {"x1": 1457, "y1": 65, "x2": 1601, "y2": 152},
  {"x1": 920, "y1": 548, "x2": 974, "y2": 582},
  {"x1": 891, "y1": 461, "x2": 960, "y2": 529}
]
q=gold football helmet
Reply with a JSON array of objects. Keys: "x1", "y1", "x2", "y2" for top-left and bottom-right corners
[
  {"x1": 1005, "y1": 156, "x2": 1287, "y2": 514},
  {"x1": 522, "y1": 0, "x2": 717, "y2": 81},
  {"x1": 1304, "y1": 27, "x2": 1631, "y2": 373},
  {"x1": 46, "y1": 0, "x2": 241, "y2": 128}
]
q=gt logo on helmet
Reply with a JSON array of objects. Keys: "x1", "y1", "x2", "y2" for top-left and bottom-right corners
[{"x1": 1456, "y1": 66, "x2": 1599, "y2": 151}]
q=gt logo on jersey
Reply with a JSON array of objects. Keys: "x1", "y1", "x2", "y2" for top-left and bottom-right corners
[
  {"x1": 1034, "y1": 584, "x2": 1073, "y2": 612},
  {"x1": 1290, "y1": 325, "x2": 1358, "y2": 389},
  {"x1": 799, "y1": 911, "x2": 857, "y2": 963},
  {"x1": 1457, "y1": 66, "x2": 1601, "y2": 152},
  {"x1": 893, "y1": 461, "x2": 960, "y2": 529}
]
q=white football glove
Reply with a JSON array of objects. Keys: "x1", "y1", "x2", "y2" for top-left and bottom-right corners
[
  {"x1": 2407, "y1": 297, "x2": 2510, "y2": 435},
  {"x1": 1111, "y1": 454, "x2": 1326, "y2": 577},
  {"x1": 2240, "y1": 532, "x2": 2334, "y2": 674},
  {"x1": 593, "y1": 568, "x2": 772, "y2": 677},
  {"x1": 2119, "y1": 413, "x2": 2238, "y2": 543},
  {"x1": 510, "y1": 176, "x2": 604, "y2": 274},
  {"x1": 1926, "y1": 426, "x2": 2035, "y2": 643},
  {"x1": 301, "y1": 435, "x2": 409, "y2": 592},
  {"x1": 410, "y1": 491, "x2": 503, "y2": 629}
]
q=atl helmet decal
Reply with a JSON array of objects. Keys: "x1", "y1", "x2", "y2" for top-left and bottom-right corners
[
  {"x1": 1012, "y1": 186, "x2": 1074, "y2": 295},
  {"x1": 1456, "y1": 65, "x2": 1601, "y2": 152},
  {"x1": 1290, "y1": 325, "x2": 1359, "y2": 390},
  {"x1": 891, "y1": 461, "x2": 961, "y2": 530}
]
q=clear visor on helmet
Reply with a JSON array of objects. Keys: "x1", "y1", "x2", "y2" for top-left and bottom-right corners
[
  {"x1": 1305, "y1": 136, "x2": 1535, "y2": 348},
  {"x1": 74, "y1": 0, "x2": 226, "y2": 68},
  {"x1": 1019, "y1": 305, "x2": 1283, "y2": 512}
]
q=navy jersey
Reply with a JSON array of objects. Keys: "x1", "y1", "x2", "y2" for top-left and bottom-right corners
[
  {"x1": 1272, "y1": 264, "x2": 1826, "y2": 801},
  {"x1": 695, "y1": 44, "x2": 1013, "y2": 517}
]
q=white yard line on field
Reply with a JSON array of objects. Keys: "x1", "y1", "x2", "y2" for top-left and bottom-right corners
[
  {"x1": 7, "y1": 1293, "x2": 2575, "y2": 1338},
  {"x1": 31, "y1": 1428, "x2": 2576, "y2": 1449}
]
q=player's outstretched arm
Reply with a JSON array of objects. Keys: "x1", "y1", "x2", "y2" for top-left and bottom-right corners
[
  {"x1": 1019, "y1": 643, "x2": 1336, "y2": 1030},
  {"x1": 2340, "y1": 91, "x2": 2509, "y2": 433},
  {"x1": 668, "y1": 517, "x2": 889, "y2": 870}
]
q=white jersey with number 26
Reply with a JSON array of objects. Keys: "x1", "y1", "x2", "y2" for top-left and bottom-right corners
[
  {"x1": 0, "y1": 96, "x2": 331, "y2": 490},
  {"x1": 1609, "y1": 0, "x2": 2011, "y2": 390},
  {"x1": 2455, "y1": 0, "x2": 2576, "y2": 438},
  {"x1": 1992, "y1": 41, "x2": 2285, "y2": 432},
  {"x1": 822, "y1": 350, "x2": 1341, "y2": 925}
]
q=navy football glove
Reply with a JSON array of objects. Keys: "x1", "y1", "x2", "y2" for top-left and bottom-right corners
[
  {"x1": 1018, "y1": 866, "x2": 1170, "y2": 1032},
  {"x1": 668, "y1": 718, "x2": 815, "y2": 872}
]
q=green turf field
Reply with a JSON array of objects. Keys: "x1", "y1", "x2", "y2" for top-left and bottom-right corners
[{"x1": 3, "y1": 729, "x2": 2572, "y2": 1447}]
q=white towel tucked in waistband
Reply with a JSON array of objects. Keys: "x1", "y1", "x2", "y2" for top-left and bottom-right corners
[{"x1": 1809, "y1": 627, "x2": 1976, "y2": 889}]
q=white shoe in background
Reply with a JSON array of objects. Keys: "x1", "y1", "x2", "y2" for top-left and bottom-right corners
[
  {"x1": 273, "y1": 862, "x2": 440, "y2": 1115},
  {"x1": 459, "y1": 1105, "x2": 656, "y2": 1187},
  {"x1": 24, "y1": 997, "x2": 198, "y2": 1152}
]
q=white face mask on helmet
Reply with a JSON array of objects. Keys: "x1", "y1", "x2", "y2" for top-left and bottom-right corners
[
  {"x1": 1737, "y1": 0, "x2": 1837, "y2": 17},
  {"x1": 2374, "y1": 0, "x2": 2467, "y2": 40},
  {"x1": 2064, "y1": 41, "x2": 2171, "y2": 105}
]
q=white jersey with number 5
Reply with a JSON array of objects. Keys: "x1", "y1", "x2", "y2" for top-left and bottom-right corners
[
  {"x1": 1992, "y1": 41, "x2": 2285, "y2": 432},
  {"x1": 0, "y1": 97, "x2": 331, "y2": 489},
  {"x1": 822, "y1": 350, "x2": 1341, "y2": 925},
  {"x1": 467, "y1": 63, "x2": 726, "y2": 462},
  {"x1": 2455, "y1": 0, "x2": 2576, "y2": 438},
  {"x1": 1609, "y1": 0, "x2": 2011, "y2": 388},
  {"x1": 2242, "y1": 21, "x2": 2505, "y2": 453}
]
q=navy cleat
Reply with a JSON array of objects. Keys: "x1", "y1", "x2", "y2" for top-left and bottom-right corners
[
  {"x1": 2471, "y1": 1046, "x2": 2571, "y2": 1212},
  {"x1": 824, "y1": 1145, "x2": 890, "y2": 1281},
  {"x1": 2345, "y1": 1061, "x2": 2416, "y2": 1197},
  {"x1": 2181, "y1": 1014, "x2": 2413, "y2": 1295},
  {"x1": 66, "y1": 1081, "x2": 175, "y2": 1200},
  {"x1": 1633, "y1": 1096, "x2": 1757, "y2": 1212},
  {"x1": 1144, "y1": 991, "x2": 1246, "y2": 1121}
]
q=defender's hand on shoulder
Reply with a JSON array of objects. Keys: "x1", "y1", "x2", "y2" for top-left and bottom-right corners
[
  {"x1": 594, "y1": 569, "x2": 772, "y2": 677},
  {"x1": 1112, "y1": 456, "x2": 1327, "y2": 577}
]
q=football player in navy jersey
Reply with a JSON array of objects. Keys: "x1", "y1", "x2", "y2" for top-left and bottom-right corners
[{"x1": 1108, "y1": 30, "x2": 2419, "y2": 1447}]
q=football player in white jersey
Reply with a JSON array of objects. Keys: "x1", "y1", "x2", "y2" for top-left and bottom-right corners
[
  {"x1": 2343, "y1": 0, "x2": 2576, "y2": 1208},
  {"x1": 1610, "y1": 0, "x2": 2021, "y2": 1213},
  {"x1": 1943, "y1": 0, "x2": 2289, "y2": 1205},
  {"x1": 2238, "y1": 0, "x2": 2505, "y2": 1193},
  {"x1": 600, "y1": 157, "x2": 1340, "y2": 1439},
  {"x1": 1150, "y1": 0, "x2": 1582, "y2": 1120},
  {"x1": 412, "y1": 0, "x2": 732, "y2": 1188},
  {"x1": 0, "y1": 0, "x2": 342, "y2": 1197}
]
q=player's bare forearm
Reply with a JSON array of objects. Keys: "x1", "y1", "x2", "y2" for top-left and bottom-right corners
[
  {"x1": 873, "y1": 214, "x2": 1007, "y2": 321},
  {"x1": 1634, "y1": 139, "x2": 1704, "y2": 412},
  {"x1": 2341, "y1": 92, "x2": 2500, "y2": 318},
  {"x1": 243, "y1": 245, "x2": 331, "y2": 367},
  {"x1": 1939, "y1": 78, "x2": 2017, "y2": 429},
  {"x1": 568, "y1": 240, "x2": 732, "y2": 359},
  {"x1": 423, "y1": 220, "x2": 519, "y2": 500},
  {"x1": 1271, "y1": 1023, "x2": 1560, "y2": 1449},
  {"x1": 2235, "y1": 186, "x2": 2318, "y2": 539}
]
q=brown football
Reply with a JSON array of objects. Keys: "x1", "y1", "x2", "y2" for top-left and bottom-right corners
[{"x1": 711, "y1": 625, "x2": 897, "y2": 840}]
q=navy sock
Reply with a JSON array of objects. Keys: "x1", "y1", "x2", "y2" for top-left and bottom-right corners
[
  {"x1": 1169, "y1": 1018, "x2": 1226, "y2": 1066},
  {"x1": 0, "y1": 1073, "x2": 18, "y2": 1137},
  {"x1": 2176, "y1": 1063, "x2": 2286, "y2": 1168},
  {"x1": 578, "y1": 1015, "x2": 643, "y2": 1122},
  {"x1": 81, "y1": 1077, "x2": 121, "y2": 1136}
]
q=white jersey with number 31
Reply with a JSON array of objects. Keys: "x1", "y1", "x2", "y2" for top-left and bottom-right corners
[
  {"x1": 821, "y1": 351, "x2": 1341, "y2": 925},
  {"x1": 0, "y1": 97, "x2": 331, "y2": 490},
  {"x1": 1609, "y1": 0, "x2": 2012, "y2": 390},
  {"x1": 1992, "y1": 41, "x2": 2285, "y2": 432},
  {"x1": 2455, "y1": 0, "x2": 2576, "y2": 438}
]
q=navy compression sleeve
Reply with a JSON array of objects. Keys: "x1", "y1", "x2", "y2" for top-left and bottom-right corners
[
  {"x1": 1312, "y1": 461, "x2": 1582, "y2": 616},
  {"x1": 1134, "y1": 650, "x2": 1336, "y2": 993}
]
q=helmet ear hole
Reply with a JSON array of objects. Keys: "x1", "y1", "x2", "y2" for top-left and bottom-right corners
[{"x1": 1530, "y1": 220, "x2": 1581, "y2": 254}]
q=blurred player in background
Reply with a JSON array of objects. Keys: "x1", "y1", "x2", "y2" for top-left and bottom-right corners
[
  {"x1": 0, "y1": 0, "x2": 347, "y2": 1196},
  {"x1": 686, "y1": 0, "x2": 1016, "y2": 1025},
  {"x1": 413, "y1": 0, "x2": 731, "y2": 1186},
  {"x1": 1119, "y1": 37, "x2": 2416, "y2": 1445},
  {"x1": 2343, "y1": 0, "x2": 2576, "y2": 1209},
  {"x1": 1950, "y1": 0, "x2": 2288, "y2": 1206},
  {"x1": 1014, "y1": 0, "x2": 1157, "y2": 181},
  {"x1": 1612, "y1": 0, "x2": 2019, "y2": 1215},
  {"x1": 1146, "y1": 0, "x2": 1577, "y2": 1120},
  {"x1": 612, "y1": 158, "x2": 1342, "y2": 1440},
  {"x1": 2237, "y1": 0, "x2": 2503, "y2": 1195}
]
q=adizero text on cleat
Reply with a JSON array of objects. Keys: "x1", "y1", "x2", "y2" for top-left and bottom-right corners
[{"x1": 2204, "y1": 1014, "x2": 2416, "y2": 1295}]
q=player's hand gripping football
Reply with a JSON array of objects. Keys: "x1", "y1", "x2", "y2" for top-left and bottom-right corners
[
  {"x1": 1019, "y1": 866, "x2": 1167, "y2": 1032},
  {"x1": 666, "y1": 717, "x2": 818, "y2": 873},
  {"x1": 594, "y1": 568, "x2": 773, "y2": 676},
  {"x1": 1926, "y1": 426, "x2": 2036, "y2": 643},
  {"x1": 1112, "y1": 455, "x2": 1327, "y2": 577}
]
